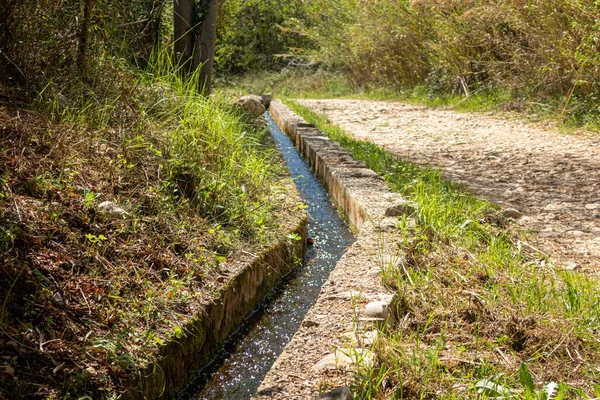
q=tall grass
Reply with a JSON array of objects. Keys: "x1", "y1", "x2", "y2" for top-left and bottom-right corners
[
  {"x1": 0, "y1": 44, "x2": 288, "y2": 397},
  {"x1": 302, "y1": 0, "x2": 600, "y2": 125},
  {"x1": 287, "y1": 100, "x2": 600, "y2": 398}
]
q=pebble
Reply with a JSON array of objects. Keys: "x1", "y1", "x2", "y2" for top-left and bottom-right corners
[
  {"x1": 302, "y1": 320, "x2": 320, "y2": 328},
  {"x1": 502, "y1": 208, "x2": 523, "y2": 219},
  {"x1": 317, "y1": 386, "x2": 353, "y2": 400},
  {"x1": 385, "y1": 200, "x2": 417, "y2": 217},
  {"x1": 361, "y1": 301, "x2": 390, "y2": 320},
  {"x1": 233, "y1": 95, "x2": 266, "y2": 117},
  {"x1": 344, "y1": 330, "x2": 379, "y2": 346},
  {"x1": 312, "y1": 348, "x2": 374, "y2": 373},
  {"x1": 97, "y1": 201, "x2": 128, "y2": 219}
]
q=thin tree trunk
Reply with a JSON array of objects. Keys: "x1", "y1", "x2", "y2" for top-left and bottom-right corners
[
  {"x1": 145, "y1": 0, "x2": 163, "y2": 58},
  {"x1": 173, "y1": 0, "x2": 195, "y2": 76},
  {"x1": 193, "y1": 0, "x2": 217, "y2": 94},
  {"x1": 78, "y1": 0, "x2": 96, "y2": 74}
]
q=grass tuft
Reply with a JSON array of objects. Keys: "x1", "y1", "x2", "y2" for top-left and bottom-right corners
[
  {"x1": 287, "y1": 100, "x2": 600, "y2": 398},
  {"x1": 0, "y1": 49, "x2": 295, "y2": 398}
]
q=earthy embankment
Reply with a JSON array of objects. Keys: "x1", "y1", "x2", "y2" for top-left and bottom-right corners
[
  {"x1": 298, "y1": 99, "x2": 600, "y2": 273},
  {"x1": 0, "y1": 102, "x2": 307, "y2": 399},
  {"x1": 123, "y1": 200, "x2": 307, "y2": 399}
]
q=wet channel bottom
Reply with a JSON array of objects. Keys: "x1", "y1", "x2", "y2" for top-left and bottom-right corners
[{"x1": 177, "y1": 112, "x2": 355, "y2": 400}]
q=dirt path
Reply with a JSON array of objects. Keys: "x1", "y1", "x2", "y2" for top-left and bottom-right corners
[{"x1": 298, "y1": 99, "x2": 600, "y2": 271}]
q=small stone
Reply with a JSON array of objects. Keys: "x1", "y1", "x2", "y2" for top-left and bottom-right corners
[
  {"x1": 303, "y1": 320, "x2": 319, "y2": 328},
  {"x1": 361, "y1": 330, "x2": 379, "y2": 346},
  {"x1": 564, "y1": 262, "x2": 580, "y2": 271},
  {"x1": 358, "y1": 317, "x2": 387, "y2": 328},
  {"x1": 313, "y1": 348, "x2": 374, "y2": 373},
  {"x1": 233, "y1": 96, "x2": 266, "y2": 117},
  {"x1": 257, "y1": 386, "x2": 282, "y2": 396},
  {"x1": 362, "y1": 301, "x2": 390, "y2": 320},
  {"x1": 385, "y1": 200, "x2": 417, "y2": 217},
  {"x1": 349, "y1": 169, "x2": 380, "y2": 179},
  {"x1": 97, "y1": 201, "x2": 128, "y2": 219},
  {"x1": 543, "y1": 203, "x2": 562, "y2": 211},
  {"x1": 366, "y1": 268, "x2": 380, "y2": 276},
  {"x1": 344, "y1": 330, "x2": 379, "y2": 346},
  {"x1": 53, "y1": 292, "x2": 64, "y2": 305},
  {"x1": 566, "y1": 230, "x2": 585, "y2": 237},
  {"x1": 317, "y1": 386, "x2": 353, "y2": 400},
  {"x1": 376, "y1": 218, "x2": 398, "y2": 232},
  {"x1": 502, "y1": 208, "x2": 523, "y2": 219}
]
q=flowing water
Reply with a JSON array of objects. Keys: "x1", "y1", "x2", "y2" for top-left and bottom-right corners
[{"x1": 179, "y1": 112, "x2": 354, "y2": 400}]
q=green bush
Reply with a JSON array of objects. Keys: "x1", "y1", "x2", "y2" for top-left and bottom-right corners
[
  {"x1": 216, "y1": 0, "x2": 314, "y2": 73},
  {"x1": 303, "y1": 0, "x2": 600, "y2": 119}
]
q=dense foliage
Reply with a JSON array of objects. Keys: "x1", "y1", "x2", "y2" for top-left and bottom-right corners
[
  {"x1": 302, "y1": 0, "x2": 600, "y2": 121},
  {"x1": 1, "y1": 0, "x2": 164, "y2": 93},
  {"x1": 215, "y1": 0, "x2": 313, "y2": 73}
]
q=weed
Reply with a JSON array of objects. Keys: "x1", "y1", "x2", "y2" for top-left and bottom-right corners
[
  {"x1": 288, "y1": 101, "x2": 600, "y2": 397},
  {"x1": 0, "y1": 45, "x2": 296, "y2": 398}
]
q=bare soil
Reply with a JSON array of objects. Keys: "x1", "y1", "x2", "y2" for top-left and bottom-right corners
[{"x1": 298, "y1": 99, "x2": 600, "y2": 272}]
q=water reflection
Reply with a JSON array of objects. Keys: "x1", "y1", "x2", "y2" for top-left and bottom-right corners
[{"x1": 179, "y1": 112, "x2": 355, "y2": 400}]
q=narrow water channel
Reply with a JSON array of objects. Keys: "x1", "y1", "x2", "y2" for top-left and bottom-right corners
[{"x1": 178, "y1": 112, "x2": 355, "y2": 399}]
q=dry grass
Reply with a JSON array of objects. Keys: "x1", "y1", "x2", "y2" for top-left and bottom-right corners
[
  {"x1": 0, "y1": 67, "x2": 295, "y2": 398},
  {"x1": 303, "y1": 0, "x2": 600, "y2": 125},
  {"x1": 289, "y1": 100, "x2": 600, "y2": 399}
]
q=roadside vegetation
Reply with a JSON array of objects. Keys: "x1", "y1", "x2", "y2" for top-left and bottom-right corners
[
  {"x1": 0, "y1": 58, "x2": 297, "y2": 398},
  {"x1": 218, "y1": 0, "x2": 600, "y2": 130},
  {"x1": 3, "y1": 0, "x2": 600, "y2": 397},
  {"x1": 0, "y1": 2, "x2": 297, "y2": 398},
  {"x1": 288, "y1": 101, "x2": 600, "y2": 398}
]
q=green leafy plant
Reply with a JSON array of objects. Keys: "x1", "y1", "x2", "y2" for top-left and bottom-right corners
[
  {"x1": 476, "y1": 364, "x2": 566, "y2": 400},
  {"x1": 82, "y1": 189, "x2": 99, "y2": 209},
  {"x1": 84, "y1": 233, "x2": 108, "y2": 244}
]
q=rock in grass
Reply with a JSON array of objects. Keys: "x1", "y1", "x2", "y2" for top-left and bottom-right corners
[
  {"x1": 361, "y1": 301, "x2": 390, "y2": 320},
  {"x1": 385, "y1": 199, "x2": 417, "y2": 217},
  {"x1": 97, "y1": 201, "x2": 128, "y2": 219},
  {"x1": 317, "y1": 386, "x2": 353, "y2": 400},
  {"x1": 502, "y1": 208, "x2": 523, "y2": 219},
  {"x1": 234, "y1": 95, "x2": 266, "y2": 117},
  {"x1": 313, "y1": 348, "x2": 374, "y2": 373}
]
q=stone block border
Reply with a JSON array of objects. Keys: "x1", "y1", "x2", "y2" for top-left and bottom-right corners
[
  {"x1": 122, "y1": 189, "x2": 307, "y2": 399},
  {"x1": 253, "y1": 101, "x2": 412, "y2": 398}
]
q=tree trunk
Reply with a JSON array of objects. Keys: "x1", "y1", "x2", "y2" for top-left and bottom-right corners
[
  {"x1": 145, "y1": 0, "x2": 163, "y2": 59},
  {"x1": 78, "y1": 0, "x2": 96, "y2": 74},
  {"x1": 193, "y1": 0, "x2": 217, "y2": 94},
  {"x1": 173, "y1": 0, "x2": 195, "y2": 76}
]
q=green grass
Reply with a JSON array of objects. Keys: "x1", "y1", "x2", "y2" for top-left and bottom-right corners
[
  {"x1": 286, "y1": 100, "x2": 600, "y2": 398},
  {"x1": 217, "y1": 69, "x2": 600, "y2": 132},
  {"x1": 0, "y1": 49, "x2": 297, "y2": 398}
]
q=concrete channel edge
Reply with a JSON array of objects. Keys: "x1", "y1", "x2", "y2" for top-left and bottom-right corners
[
  {"x1": 121, "y1": 188, "x2": 307, "y2": 399},
  {"x1": 253, "y1": 100, "x2": 413, "y2": 399}
]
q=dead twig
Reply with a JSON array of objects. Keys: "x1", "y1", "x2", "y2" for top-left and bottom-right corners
[{"x1": 3, "y1": 182, "x2": 22, "y2": 222}]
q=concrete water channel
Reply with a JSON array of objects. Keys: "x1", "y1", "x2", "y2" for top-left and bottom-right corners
[{"x1": 178, "y1": 112, "x2": 355, "y2": 399}]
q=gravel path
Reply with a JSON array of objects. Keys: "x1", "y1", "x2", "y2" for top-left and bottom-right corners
[{"x1": 298, "y1": 99, "x2": 600, "y2": 271}]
